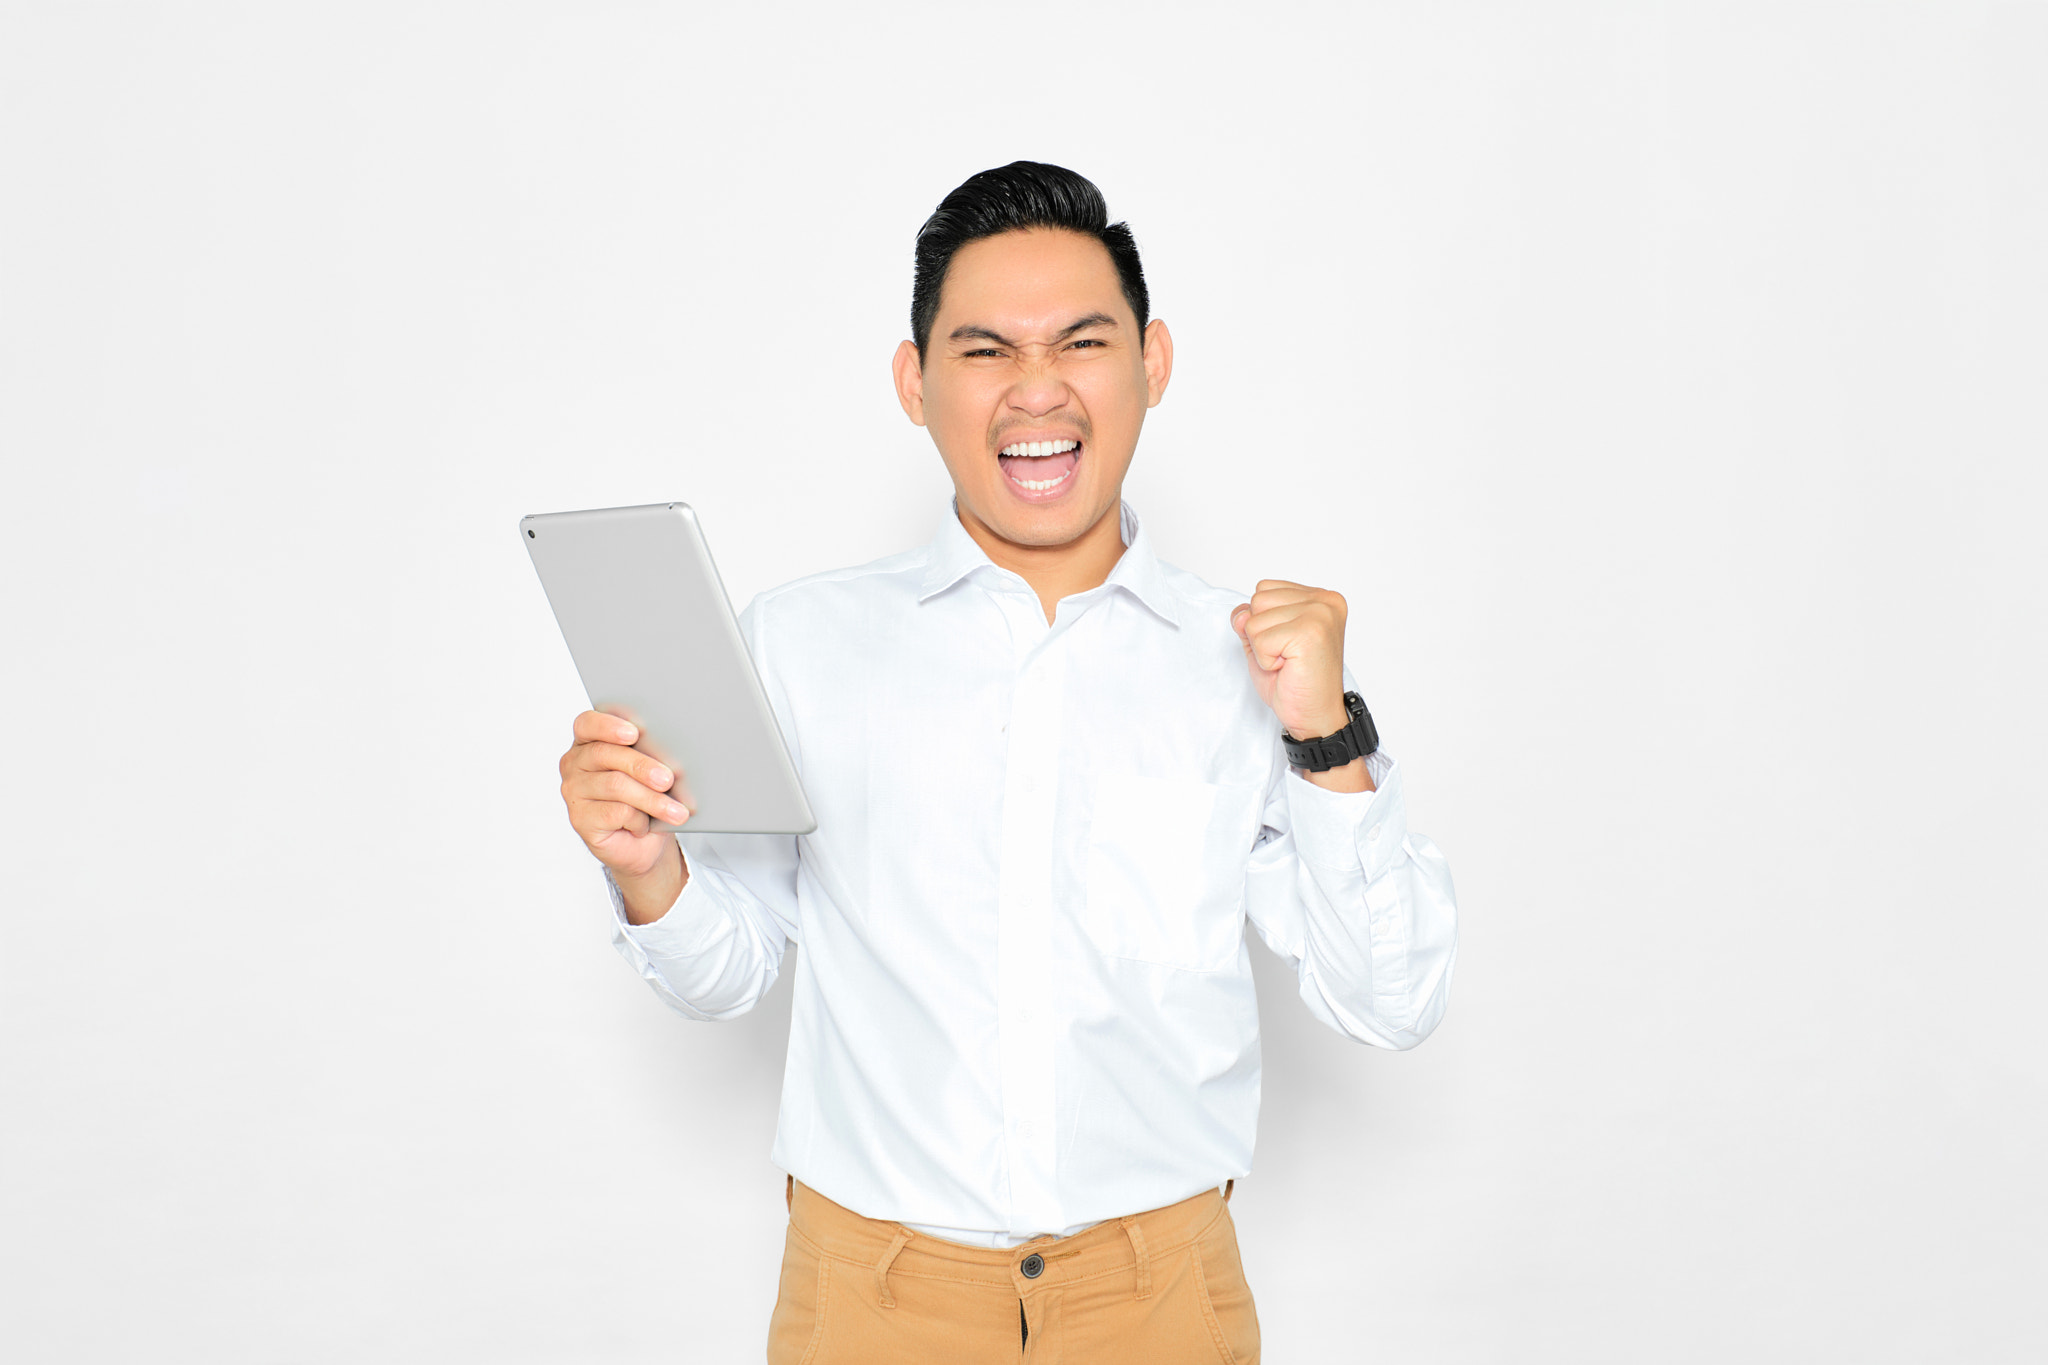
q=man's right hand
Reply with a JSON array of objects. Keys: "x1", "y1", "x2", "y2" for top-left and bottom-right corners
[{"x1": 558, "y1": 710, "x2": 691, "y2": 923}]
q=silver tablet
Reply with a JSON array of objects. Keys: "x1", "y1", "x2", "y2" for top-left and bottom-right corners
[{"x1": 521, "y1": 502, "x2": 816, "y2": 835}]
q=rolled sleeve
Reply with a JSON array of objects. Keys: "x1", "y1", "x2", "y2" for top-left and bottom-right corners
[
  {"x1": 1281, "y1": 749, "x2": 1404, "y2": 877},
  {"x1": 1247, "y1": 750, "x2": 1459, "y2": 1050},
  {"x1": 604, "y1": 834, "x2": 798, "y2": 1023},
  {"x1": 607, "y1": 846, "x2": 730, "y2": 960}
]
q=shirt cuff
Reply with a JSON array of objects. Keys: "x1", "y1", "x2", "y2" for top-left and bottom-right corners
[
  {"x1": 605, "y1": 842, "x2": 726, "y2": 958},
  {"x1": 1284, "y1": 751, "x2": 1409, "y2": 879}
]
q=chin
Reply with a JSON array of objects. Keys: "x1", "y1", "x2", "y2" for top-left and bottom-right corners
[{"x1": 980, "y1": 491, "x2": 1112, "y2": 549}]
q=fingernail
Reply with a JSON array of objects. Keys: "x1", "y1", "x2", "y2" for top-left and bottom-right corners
[
  {"x1": 620, "y1": 725, "x2": 638, "y2": 743},
  {"x1": 669, "y1": 802, "x2": 690, "y2": 821},
  {"x1": 650, "y1": 767, "x2": 672, "y2": 788}
]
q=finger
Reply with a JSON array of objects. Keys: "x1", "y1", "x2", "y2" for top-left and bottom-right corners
[
  {"x1": 1251, "y1": 580, "x2": 1322, "y2": 612},
  {"x1": 591, "y1": 768, "x2": 692, "y2": 824},
  {"x1": 576, "y1": 798, "x2": 652, "y2": 842},
  {"x1": 570, "y1": 786, "x2": 689, "y2": 835},
  {"x1": 1243, "y1": 614, "x2": 1337, "y2": 671},
  {"x1": 1240, "y1": 621, "x2": 1294, "y2": 672},
  {"x1": 1247, "y1": 628, "x2": 1293, "y2": 673},
  {"x1": 1248, "y1": 585, "x2": 1323, "y2": 615},
  {"x1": 569, "y1": 740, "x2": 677, "y2": 793},
  {"x1": 1231, "y1": 607, "x2": 1271, "y2": 673},
  {"x1": 567, "y1": 768, "x2": 692, "y2": 826},
  {"x1": 573, "y1": 710, "x2": 640, "y2": 747},
  {"x1": 1239, "y1": 602, "x2": 1330, "y2": 641}
]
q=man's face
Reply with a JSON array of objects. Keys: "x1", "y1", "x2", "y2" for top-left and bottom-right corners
[{"x1": 893, "y1": 228, "x2": 1172, "y2": 551}]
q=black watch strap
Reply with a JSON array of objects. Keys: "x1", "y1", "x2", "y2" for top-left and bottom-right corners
[{"x1": 1283, "y1": 691, "x2": 1379, "y2": 772}]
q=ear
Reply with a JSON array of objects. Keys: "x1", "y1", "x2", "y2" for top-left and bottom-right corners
[
  {"x1": 1142, "y1": 318, "x2": 1174, "y2": 408},
  {"x1": 892, "y1": 339, "x2": 928, "y2": 426}
]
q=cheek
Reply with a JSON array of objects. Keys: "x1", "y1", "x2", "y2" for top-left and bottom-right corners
[
  {"x1": 924, "y1": 395, "x2": 999, "y2": 484},
  {"x1": 925, "y1": 383, "x2": 995, "y2": 447},
  {"x1": 1073, "y1": 372, "x2": 1147, "y2": 445}
]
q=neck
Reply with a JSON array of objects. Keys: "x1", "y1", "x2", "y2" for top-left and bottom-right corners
[{"x1": 957, "y1": 499, "x2": 1127, "y2": 624}]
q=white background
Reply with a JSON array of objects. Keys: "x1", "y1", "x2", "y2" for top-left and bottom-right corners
[{"x1": 3, "y1": 3, "x2": 2043, "y2": 1361}]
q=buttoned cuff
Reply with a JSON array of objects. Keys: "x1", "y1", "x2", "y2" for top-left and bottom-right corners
[
  {"x1": 1284, "y1": 751, "x2": 1408, "y2": 879},
  {"x1": 606, "y1": 842, "x2": 727, "y2": 958}
]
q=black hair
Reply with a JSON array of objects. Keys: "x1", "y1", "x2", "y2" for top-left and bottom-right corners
[{"x1": 911, "y1": 161, "x2": 1149, "y2": 361}]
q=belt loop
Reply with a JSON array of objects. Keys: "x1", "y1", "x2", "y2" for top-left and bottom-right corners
[
  {"x1": 1119, "y1": 1216, "x2": 1153, "y2": 1301},
  {"x1": 785, "y1": 1175, "x2": 794, "y2": 1213},
  {"x1": 875, "y1": 1227, "x2": 914, "y2": 1308},
  {"x1": 1223, "y1": 1178, "x2": 1234, "y2": 1204}
]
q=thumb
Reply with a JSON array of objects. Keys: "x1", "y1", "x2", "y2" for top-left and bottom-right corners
[{"x1": 1231, "y1": 604, "x2": 1270, "y2": 673}]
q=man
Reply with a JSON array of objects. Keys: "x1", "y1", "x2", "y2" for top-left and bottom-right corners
[{"x1": 556, "y1": 162, "x2": 1457, "y2": 1363}]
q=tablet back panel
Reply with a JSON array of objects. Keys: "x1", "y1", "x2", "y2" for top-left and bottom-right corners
[{"x1": 521, "y1": 502, "x2": 815, "y2": 835}]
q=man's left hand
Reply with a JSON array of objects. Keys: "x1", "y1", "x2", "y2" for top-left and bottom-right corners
[{"x1": 1231, "y1": 580, "x2": 1375, "y2": 792}]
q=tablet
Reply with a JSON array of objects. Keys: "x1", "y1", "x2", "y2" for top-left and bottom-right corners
[{"x1": 520, "y1": 502, "x2": 816, "y2": 835}]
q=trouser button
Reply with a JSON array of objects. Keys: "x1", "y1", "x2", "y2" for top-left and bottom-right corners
[{"x1": 1020, "y1": 1253, "x2": 1044, "y2": 1279}]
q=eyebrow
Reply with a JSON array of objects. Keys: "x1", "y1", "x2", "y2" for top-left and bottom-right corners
[{"x1": 948, "y1": 312, "x2": 1120, "y2": 348}]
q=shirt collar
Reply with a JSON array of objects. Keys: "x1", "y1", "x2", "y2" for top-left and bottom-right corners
[{"x1": 917, "y1": 500, "x2": 1181, "y2": 627}]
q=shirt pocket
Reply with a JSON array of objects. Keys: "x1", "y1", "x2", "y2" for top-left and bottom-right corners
[{"x1": 1083, "y1": 772, "x2": 1263, "y2": 972}]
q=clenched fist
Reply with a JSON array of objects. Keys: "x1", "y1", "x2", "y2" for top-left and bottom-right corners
[{"x1": 1230, "y1": 580, "x2": 1374, "y2": 793}]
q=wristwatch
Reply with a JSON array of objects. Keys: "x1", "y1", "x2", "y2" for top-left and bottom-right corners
[{"x1": 1283, "y1": 691, "x2": 1379, "y2": 772}]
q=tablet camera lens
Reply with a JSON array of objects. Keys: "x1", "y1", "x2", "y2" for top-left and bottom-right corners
[{"x1": 527, "y1": 528, "x2": 536, "y2": 538}]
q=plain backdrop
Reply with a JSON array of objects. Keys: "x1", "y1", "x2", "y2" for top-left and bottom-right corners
[{"x1": 3, "y1": 3, "x2": 2043, "y2": 1361}]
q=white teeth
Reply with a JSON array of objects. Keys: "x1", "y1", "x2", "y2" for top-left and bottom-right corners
[
  {"x1": 1000, "y1": 439, "x2": 1080, "y2": 458},
  {"x1": 1010, "y1": 467, "x2": 1075, "y2": 492}
]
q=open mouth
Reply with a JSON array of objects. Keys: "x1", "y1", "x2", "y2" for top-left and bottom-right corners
[{"x1": 996, "y1": 438, "x2": 1082, "y2": 499}]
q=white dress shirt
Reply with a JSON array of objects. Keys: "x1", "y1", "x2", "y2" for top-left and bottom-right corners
[{"x1": 607, "y1": 503, "x2": 1457, "y2": 1247}]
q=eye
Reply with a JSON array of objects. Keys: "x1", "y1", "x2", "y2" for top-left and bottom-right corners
[
  {"x1": 963, "y1": 348, "x2": 1006, "y2": 359},
  {"x1": 1067, "y1": 338, "x2": 1106, "y2": 350}
]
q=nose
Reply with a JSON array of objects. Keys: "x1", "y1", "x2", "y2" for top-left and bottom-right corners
[{"x1": 1006, "y1": 357, "x2": 1071, "y2": 418}]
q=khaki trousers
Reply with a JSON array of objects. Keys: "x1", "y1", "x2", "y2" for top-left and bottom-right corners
[{"x1": 767, "y1": 1176, "x2": 1260, "y2": 1364}]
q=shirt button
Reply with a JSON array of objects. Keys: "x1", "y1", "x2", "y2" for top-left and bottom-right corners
[
  {"x1": 1014, "y1": 1119, "x2": 1034, "y2": 1141},
  {"x1": 1020, "y1": 1253, "x2": 1044, "y2": 1279}
]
